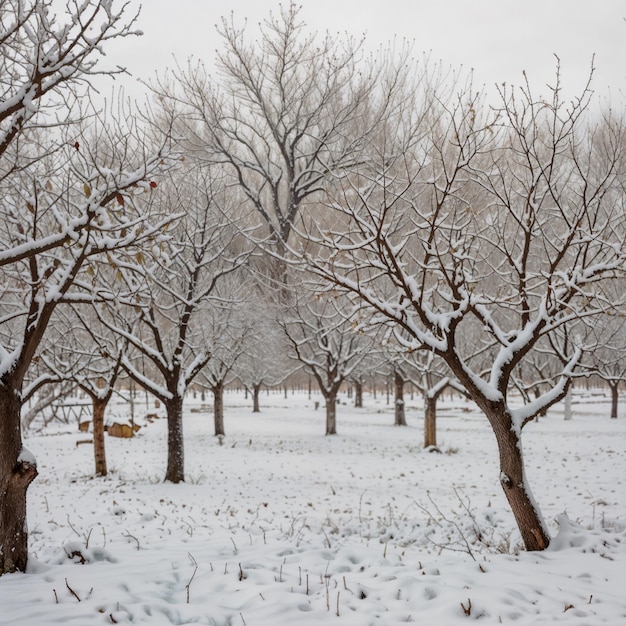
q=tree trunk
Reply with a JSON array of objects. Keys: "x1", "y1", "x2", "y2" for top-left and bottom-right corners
[
  {"x1": 213, "y1": 381, "x2": 225, "y2": 436},
  {"x1": 490, "y1": 407, "x2": 551, "y2": 551},
  {"x1": 325, "y1": 391, "x2": 337, "y2": 435},
  {"x1": 252, "y1": 383, "x2": 261, "y2": 413},
  {"x1": 164, "y1": 394, "x2": 185, "y2": 483},
  {"x1": 354, "y1": 379, "x2": 363, "y2": 408},
  {"x1": 610, "y1": 382, "x2": 618, "y2": 419},
  {"x1": 424, "y1": 394, "x2": 437, "y2": 448},
  {"x1": 394, "y1": 370, "x2": 407, "y2": 426},
  {"x1": 0, "y1": 385, "x2": 37, "y2": 574},
  {"x1": 563, "y1": 388, "x2": 572, "y2": 420},
  {"x1": 92, "y1": 397, "x2": 108, "y2": 477}
]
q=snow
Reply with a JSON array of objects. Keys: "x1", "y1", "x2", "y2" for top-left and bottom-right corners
[
  {"x1": 1, "y1": 389, "x2": 625, "y2": 625},
  {"x1": 17, "y1": 447, "x2": 37, "y2": 466}
]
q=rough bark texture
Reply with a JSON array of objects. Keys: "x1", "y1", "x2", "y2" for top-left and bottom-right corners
[
  {"x1": 213, "y1": 382, "x2": 225, "y2": 436},
  {"x1": 92, "y1": 397, "x2": 108, "y2": 477},
  {"x1": 394, "y1": 370, "x2": 407, "y2": 426},
  {"x1": 325, "y1": 391, "x2": 337, "y2": 435},
  {"x1": 424, "y1": 395, "x2": 437, "y2": 448},
  {"x1": 164, "y1": 395, "x2": 185, "y2": 483},
  {"x1": 489, "y1": 407, "x2": 551, "y2": 551},
  {"x1": 0, "y1": 386, "x2": 37, "y2": 574}
]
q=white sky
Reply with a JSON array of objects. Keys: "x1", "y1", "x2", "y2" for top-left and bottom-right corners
[{"x1": 103, "y1": 0, "x2": 625, "y2": 104}]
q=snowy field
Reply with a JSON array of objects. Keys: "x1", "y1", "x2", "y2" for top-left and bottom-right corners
[{"x1": 1, "y1": 390, "x2": 625, "y2": 625}]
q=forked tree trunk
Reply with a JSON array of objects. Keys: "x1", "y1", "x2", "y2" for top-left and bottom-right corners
[
  {"x1": 325, "y1": 391, "x2": 337, "y2": 435},
  {"x1": 92, "y1": 397, "x2": 108, "y2": 477},
  {"x1": 424, "y1": 394, "x2": 437, "y2": 448},
  {"x1": 609, "y1": 382, "x2": 619, "y2": 419},
  {"x1": 394, "y1": 370, "x2": 407, "y2": 426},
  {"x1": 489, "y1": 407, "x2": 551, "y2": 551},
  {"x1": 0, "y1": 385, "x2": 37, "y2": 574},
  {"x1": 252, "y1": 383, "x2": 261, "y2": 413},
  {"x1": 213, "y1": 382, "x2": 225, "y2": 436},
  {"x1": 164, "y1": 394, "x2": 185, "y2": 483}
]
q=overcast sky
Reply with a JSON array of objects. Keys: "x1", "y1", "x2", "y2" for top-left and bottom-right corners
[{"x1": 103, "y1": 0, "x2": 625, "y2": 104}]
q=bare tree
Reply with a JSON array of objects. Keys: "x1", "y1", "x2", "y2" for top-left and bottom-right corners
[
  {"x1": 280, "y1": 290, "x2": 372, "y2": 435},
  {"x1": 235, "y1": 311, "x2": 293, "y2": 413},
  {"x1": 299, "y1": 65, "x2": 626, "y2": 550},
  {"x1": 196, "y1": 296, "x2": 254, "y2": 437},
  {"x1": 153, "y1": 2, "x2": 410, "y2": 266},
  {"x1": 582, "y1": 314, "x2": 626, "y2": 418},
  {"x1": 0, "y1": 0, "x2": 174, "y2": 575},
  {"x1": 393, "y1": 350, "x2": 466, "y2": 448},
  {"x1": 41, "y1": 305, "x2": 130, "y2": 477},
  {"x1": 100, "y1": 165, "x2": 250, "y2": 482}
]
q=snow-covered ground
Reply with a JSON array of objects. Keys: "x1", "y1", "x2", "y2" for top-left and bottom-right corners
[{"x1": 1, "y1": 390, "x2": 625, "y2": 625}]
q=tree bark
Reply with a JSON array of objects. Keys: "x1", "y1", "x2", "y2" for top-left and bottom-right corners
[
  {"x1": 610, "y1": 382, "x2": 619, "y2": 419},
  {"x1": 325, "y1": 391, "x2": 337, "y2": 435},
  {"x1": 164, "y1": 394, "x2": 185, "y2": 483},
  {"x1": 0, "y1": 385, "x2": 37, "y2": 574},
  {"x1": 213, "y1": 381, "x2": 225, "y2": 436},
  {"x1": 424, "y1": 394, "x2": 437, "y2": 448},
  {"x1": 354, "y1": 379, "x2": 363, "y2": 408},
  {"x1": 252, "y1": 383, "x2": 261, "y2": 413},
  {"x1": 489, "y1": 407, "x2": 551, "y2": 551},
  {"x1": 394, "y1": 370, "x2": 407, "y2": 426},
  {"x1": 92, "y1": 397, "x2": 108, "y2": 477}
]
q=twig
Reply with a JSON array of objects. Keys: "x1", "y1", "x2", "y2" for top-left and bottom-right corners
[
  {"x1": 461, "y1": 598, "x2": 472, "y2": 616},
  {"x1": 66, "y1": 515, "x2": 82, "y2": 538},
  {"x1": 186, "y1": 553, "x2": 198, "y2": 604},
  {"x1": 358, "y1": 490, "x2": 366, "y2": 523},
  {"x1": 122, "y1": 531, "x2": 140, "y2": 550},
  {"x1": 415, "y1": 493, "x2": 476, "y2": 561},
  {"x1": 325, "y1": 577, "x2": 330, "y2": 611},
  {"x1": 321, "y1": 526, "x2": 332, "y2": 549},
  {"x1": 65, "y1": 578, "x2": 81, "y2": 602}
]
